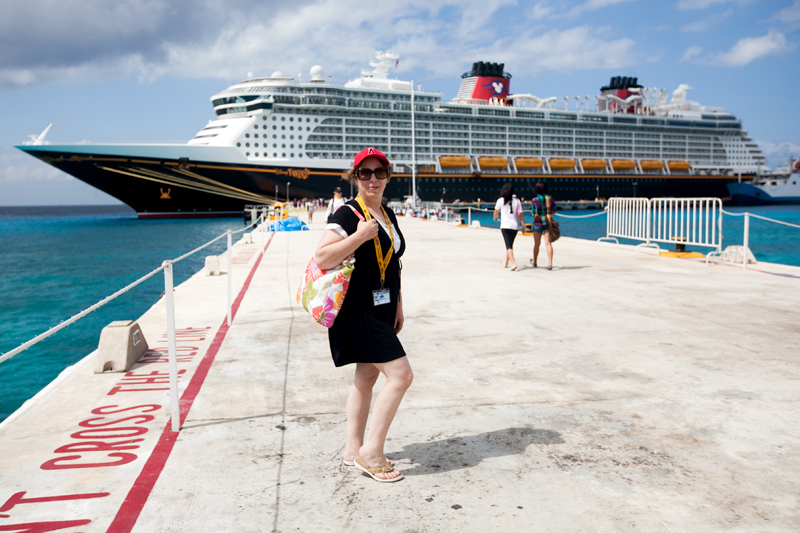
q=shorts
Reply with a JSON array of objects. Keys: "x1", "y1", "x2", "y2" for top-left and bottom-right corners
[
  {"x1": 533, "y1": 223, "x2": 549, "y2": 234},
  {"x1": 501, "y1": 228, "x2": 518, "y2": 249}
]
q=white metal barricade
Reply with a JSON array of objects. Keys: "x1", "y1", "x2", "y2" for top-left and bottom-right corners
[
  {"x1": 649, "y1": 198, "x2": 722, "y2": 252},
  {"x1": 598, "y1": 198, "x2": 655, "y2": 250}
]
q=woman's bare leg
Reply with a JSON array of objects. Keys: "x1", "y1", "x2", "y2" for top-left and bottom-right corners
[
  {"x1": 358, "y1": 356, "x2": 413, "y2": 480},
  {"x1": 343, "y1": 363, "x2": 380, "y2": 463},
  {"x1": 544, "y1": 230, "x2": 554, "y2": 267},
  {"x1": 532, "y1": 233, "x2": 542, "y2": 266},
  {"x1": 506, "y1": 248, "x2": 516, "y2": 269}
]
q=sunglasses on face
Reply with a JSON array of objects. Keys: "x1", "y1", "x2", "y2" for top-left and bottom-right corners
[{"x1": 356, "y1": 167, "x2": 389, "y2": 181}]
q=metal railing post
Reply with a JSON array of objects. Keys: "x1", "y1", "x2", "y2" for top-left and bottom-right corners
[
  {"x1": 163, "y1": 260, "x2": 180, "y2": 433},
  {"x1": 743, "y1": 212, "x2": 750, "y2": 270},
  {"x1": 468, "y1": 207, "x2": 472, "y2": 227},
  {"x1": 227, "y1": 230, "x2": 233, "y2": 326}
]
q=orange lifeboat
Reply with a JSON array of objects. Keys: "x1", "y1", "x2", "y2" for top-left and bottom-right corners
[
  {"x1": 581, "y1": 159, "x2": 607, "y2": 170},
  {"x1": 515, "y1": 157, "x2": 543, "y2": 169},
  {"x1": 549, "y1": 158, "x2": 576, "y2": 170},
  {"x1": 668, "y1": 160, "x2": 691, "y2": 171},
  {"x1": 640, "y1": 160, "x2": 664, "y2": 171},
  {"x1": 478, "y1": 156, "x2": 509, "y2": 169},
  {"x1": 611, "y1": 159, "x2": 636, "y2": 170},
  {"x1": 440, "y1": 156, "x2": 472, "y2": 168}
]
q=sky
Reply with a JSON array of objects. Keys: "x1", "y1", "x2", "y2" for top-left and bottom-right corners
[{"x1": 1, "y1": 0, "x2": 798, "y2": 205}]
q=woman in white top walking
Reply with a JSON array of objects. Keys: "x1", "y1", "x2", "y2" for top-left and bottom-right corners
[
  {"x1": 325, "y1": 186, "x2": 346, "y2": 222},
  {"x1": 493, "y1": 183, "x2": 526, "y2": 271}
]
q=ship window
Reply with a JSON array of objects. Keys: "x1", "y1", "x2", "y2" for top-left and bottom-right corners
[
  {"x1": 315, "y1": 119, "x2": 319, "y2": 122},
  {"x1": 291, "y1": 144, "x2": 294, "y2": 148},
  {"x1": 307, "y1": 127, "x2": 311, "y2": 131},
  {"x1": 290, "y1": 126, "x2": 294, "y2": 131},
  {"x1": 291, "y1": 153, "x2": 295, "y2": 157},
  {"x1": 263, "y1": 125, "x2": 267, "y2": 129},
  {"x1": 255, "y1": 143, "x2": 259, "y2": 147},
  {"x1": 282, "y1": 153, "x2": 286, "y2": 157},
  {"x1": 273, "y1": 143, "x2": 277, "y2": 148},
  {"x1": 290, "y1": 117, "x2": 294, "y2": 122},
  {"x1": 282, "y1": 126, "x2": 286, "y2": 130},
  {"x1": 274, "y1": 153, "x2": 277, "y2": 157},
  {"x1": 273, "y1": 117, "x2": 277, "y2": 121},
  {"x1": 255, "y1": 152, "x2": 258, "y2": 156},
  {"x1": 273, "y1": 126, "x2": 277, "y2": 130},
  {"x1": 307, "y1": 118, "x2": 311, "y2": 122},
  {"x1": 282, "y1": 135, "x2": 285, "y2": 139},
  {"x1": 246, "y1": 143, "x2": 250, "y2": 147},
  {"x1": 273, "y1": 134, "x2": 277, "y2": 139},
  {"x1": 246, "y1": 152, "x2": 250, "y2": 156},
  {"x1": 245, "y1": 133, "x2": 250, "y2": 138},
  {"x1": 282, "y1": 144, "x2": 286, "y2": 148},
  {"x1": 290, "y1": 135, "x2": 294, "y2": 140},
  {"x1": 254, "y1": 134, "x2": 259, "y2": 138},
  {"x1": 299, "y1": 135, "x2": 302, "y2": 140},
  {"x1": 299, "y1": 145, "x2": 302, "y2": 149},
  {"x1": 282, "y1": 117, "x2": 286, "y2": 121},
  {"x1": 299, "y1": 154, "x2": 303, "y2": 158},
  {"x1": 254, "y1": 125, "x2": 258, "y2": 129},
  {"x1": 263, "y1": 116, "x2": 267, "y2": 120},
  {"x1": 237, "y1": 142, "x2": 241, "y2": 147}
]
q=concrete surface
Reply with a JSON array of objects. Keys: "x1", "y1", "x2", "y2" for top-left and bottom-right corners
[{"x1": 0, "y1": 213, "x2": 798, "y2": 532}]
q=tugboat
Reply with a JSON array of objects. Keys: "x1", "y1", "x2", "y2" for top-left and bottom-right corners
[{"x1": 728, "y1": 157, "x2": 800, "y2": 205}]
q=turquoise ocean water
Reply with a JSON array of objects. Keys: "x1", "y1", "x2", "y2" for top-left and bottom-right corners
[{"x1": 1, "y1": 204, "x2": 798, "y2": 422}]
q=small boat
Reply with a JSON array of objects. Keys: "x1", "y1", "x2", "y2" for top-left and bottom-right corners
[
  {"x1": 515, "y1": 157, "x2": 543, "y2": 169},
  {"x1": 440, "y1": 156, "x2": 472, "y2": 168},
  {"x1": 728, "y1": 157, "x2": 800, "y2": 205},
  {"x1": 640, "y1": 160, "x2": 664, "y2": 171},
  {"x1": 581, "y1": 159, "x2": 607, "y2": 170},
  {"x1": 611, "y1": 159, "x2": 636, "y2": 170},
  {"x1": 668, "y1": 160, "x2": 692, "y2": 171},
  {"x1": 478, "y1": 156, "x2": 509, "y2": 169},
  {"x1": 549, "y1": 158, "x2": 576, "y2": 170}
]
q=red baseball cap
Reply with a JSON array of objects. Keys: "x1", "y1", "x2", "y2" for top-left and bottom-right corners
[{"x1": 353, "y1": 147, "x2": 390, "y2": 168}]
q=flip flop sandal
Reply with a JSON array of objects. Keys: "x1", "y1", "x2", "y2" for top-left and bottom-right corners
[
  {"x1": 343, "y1": 457, "x2": 393, "y2": 467},
  {"x1": 354, "y1": 457, "x2": 404, "y2": 483}
]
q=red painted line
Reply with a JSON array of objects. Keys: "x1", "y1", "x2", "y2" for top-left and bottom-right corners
[{"x1": 107, "y1": 232, "x2": 276, "y2": 532}]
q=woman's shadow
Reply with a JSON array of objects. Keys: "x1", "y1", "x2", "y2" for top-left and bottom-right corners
[{"x1": 391, "y1": 427, "x2": 563, "y2": 476}]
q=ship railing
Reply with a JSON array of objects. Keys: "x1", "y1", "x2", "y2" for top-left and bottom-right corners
[
  {"x1": 0, "y1": 214, "x2": 273, "y2": 433},
  {"x1": 713, "y1": 209, "x2": 800, "y2": 269}
]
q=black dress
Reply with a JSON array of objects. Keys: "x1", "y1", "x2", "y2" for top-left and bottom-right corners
[{"x1": 326, "y1": 200, "x2": 406, "y2": 367}]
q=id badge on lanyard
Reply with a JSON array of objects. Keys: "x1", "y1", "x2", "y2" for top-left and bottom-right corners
[{"x1": 355, "y1": 197, "x2": 394, "y2": 307}]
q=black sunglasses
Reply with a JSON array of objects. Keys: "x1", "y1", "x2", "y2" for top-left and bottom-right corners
[{"x1": 356, "y1": 167, "x2": 389, "y2": 181}]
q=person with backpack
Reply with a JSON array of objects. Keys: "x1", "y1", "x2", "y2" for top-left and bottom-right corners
[{"x1": 530, "y1": 182, "x2": 556, "y2": 270}]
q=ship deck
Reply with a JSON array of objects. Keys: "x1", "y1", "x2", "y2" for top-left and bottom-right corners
[{"x1": 1, "y1": 216, "x2": 799, "y2": 531}]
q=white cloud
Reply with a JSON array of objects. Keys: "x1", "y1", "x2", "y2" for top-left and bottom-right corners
[
  {"x1": 681, "y1": 9, "x2": 733, "y2": 32},
  {"x1": 756, "y1": 140, "x2": 800, "y2": 170},
  {"x1": 676, "y1": 0, "x2": 734, "y2": 10},
  {"x1": 0, "y1": 149, "x2": 67, "y2": 185},
  {"x1": 773, "y1": 0, "x2": 800, "y2": 30},
  {"x1": 681, "y1": 46, "x2": 703, "y2": 62},
  {"x1": 528, "y1": 2, "x2": 554, "y2": 19},
  {"x1": 716, "y1": 31, "x2": 794, "y2": 66}
]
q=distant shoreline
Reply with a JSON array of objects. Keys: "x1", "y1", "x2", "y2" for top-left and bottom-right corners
[{"x1": 0, "y1": 205, "x2": 135, "y2": 217}]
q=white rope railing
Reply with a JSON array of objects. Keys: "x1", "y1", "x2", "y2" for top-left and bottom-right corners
[
  {"x1": 1, "y1": 214, "x2": 270, "y2": 432},
  {"x1": 722, "y1": 209, "x2": 800, "y2": 230},
  {"x1": 555, "y1": 211, "x2": 607, "y2": 219}
]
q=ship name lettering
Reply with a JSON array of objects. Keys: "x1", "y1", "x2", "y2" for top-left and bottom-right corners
[{"x1": 276, "y1": 168, "x2": 310, "y2": 180}]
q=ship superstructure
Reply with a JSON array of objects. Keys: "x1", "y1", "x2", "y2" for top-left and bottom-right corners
[{"x1": 18, "y1": 52, "x2": 766, "y2": 217}]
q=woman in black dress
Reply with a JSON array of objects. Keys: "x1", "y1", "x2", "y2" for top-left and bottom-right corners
[{"x1": 314, "y1": 147, "x2": 410, "y2": 482}]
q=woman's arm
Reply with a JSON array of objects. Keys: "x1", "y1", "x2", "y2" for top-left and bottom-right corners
[
  {"x1": 314, "y1": 219, "x2": 378, "y2": 270},
  {"x1": 394, "y1": 290, "x2": 404, "y2": 334},
  {"x1": 493, "y1": 209, "x2": 500, "y2": 222}
]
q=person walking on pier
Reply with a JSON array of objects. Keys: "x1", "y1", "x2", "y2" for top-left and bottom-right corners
[
  {"x1": 494, "y1": 183, "x2": 525, "y2": 271},
  {"x1": 324, "y1": 186, "x2": 346, "y2": 222},
  {"x1": 314, "y1": 147, "x2": 410, "y2": 483},
  {"x1": 531, "y1": 182, "x2": 555, "y2": 270}
]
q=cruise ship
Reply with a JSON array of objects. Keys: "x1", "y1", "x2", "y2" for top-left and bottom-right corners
[{"x1": 17, "y1": 52, "x2": 766, "y2": 217}]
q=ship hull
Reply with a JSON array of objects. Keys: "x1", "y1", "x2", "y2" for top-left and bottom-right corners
[
  {"x1": 727, "y1": 182, "x2": 800, "y2": 206},
  {"x1": 19, "y1": 145, "x2": 743, "y2": 217}
]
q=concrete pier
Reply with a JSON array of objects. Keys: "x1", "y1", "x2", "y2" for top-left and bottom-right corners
[{"x1": 1, "y1": 216, "x2": 799, "y2": 532}]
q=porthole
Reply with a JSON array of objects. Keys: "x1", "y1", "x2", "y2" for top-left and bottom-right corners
[
  {"x1": 263, "y1": 116, "x2": 267, "y2": 121},
  {"x1": 273, "y1": 125, "x2": 277, "y2": 130},
  {"x1": 273, "y1": 153, "x2": 277, "y2": 157},
  {"x1": 255, "y1": 143, "x2": 259, "y2": 147},
  {"x1": 281, "y1": 117, "x2": 286, "y2": 121},
  {"x1": 272, "y1": 116, "x2": 277, "y2": 121},
  {"x1": 299, "y1": 144, "x2": 303, "y2": 149},
  {"x1": 282, "y1": 153, "x2": 286, "y2": 157},
  {"x1": 246, "y1": 142, "x2": 250, "y2": 147},
  {"x1": 315, "y1": 118, "x2": 318, "y2": 123},
  {"x1": 281, "y1": 126, "x2": 285, "y2": 130},
  {"x1": 290, "y1": 126, "x2": 294, "y2": 131},
  {"x1": 245, "y1": 133, "x2": 250, "y2": 138},
  {"x1": 307, "y1": 118, "x2": 310, "y2": 122},
  {"x1": 291, "y1": 153, "x2": 295, "y2": 157},
  {"x1": 290, "y1": 135, "x2": 294, "y2": 140},
  {"x1": 262, "y1": 125, "x2": 267, "y2": 129},
  {"x1": 299, "y1": 135, "x2": 302, "y2": 140},
  {"x1": 236, "y1": 142, "x2": 241, "y2": 147},
  {"x1": 299, "y1": 154, "x2": 303, "y2": 157},
  {"x1": 255, "y1": 152, "x2": 259, "y2": 156},
  {"x1": 282, "y1": 135, "x2": 285, "y2": 139},
  {"x1": 246, "y1": 152, "x2": 250, "y2": 156},
  {"x1": 273, "y1": 143, "x2": 277, "y2": 148},
  {"x1": 254, "y1": 134, "x2": 259, "y2": 138},
  {"x1": 307, "y1": 127, "x2": 310, "y2": 131},
  {"x1": 254, "y1": 125, "x2": 258, "y2": 130},
  {"x1": 291, "y1": 144, "x2": 294, "y2": 148},
  {"x1": 273, "y1": 134, "x2": 277, "y2": 139},
  {"x1": 290, "y1": 117, "x2": 294, "y2": 122}
]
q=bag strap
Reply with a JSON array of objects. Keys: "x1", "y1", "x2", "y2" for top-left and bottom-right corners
[{"x1": 345, "y1": 203, "x2": 366, "y2": 222}]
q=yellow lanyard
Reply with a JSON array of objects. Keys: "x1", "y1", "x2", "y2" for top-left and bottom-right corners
[{"x1": 355, "y1": 196, "x2": 394, "y2": 289}]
